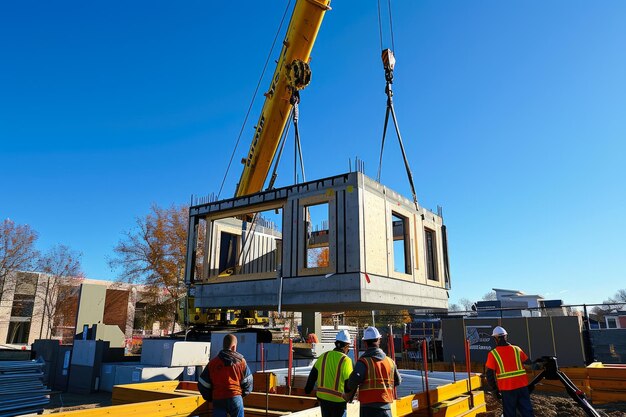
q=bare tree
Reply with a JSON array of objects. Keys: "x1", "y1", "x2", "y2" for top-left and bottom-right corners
[
  {"x1": 458, "y1": 297, "x2": 474, "y2": 312},
  {"x1": 110, "y1": 204, "x2": 188, "y2": 327},
  {"x1": 589, "y1": 289, "x2": 626, "y2": 324},
  {"x1": 448, "y1": 303, "x2": 461, "y2": 312},
  {"x1": 482, "y1": 290, "x2": 497, "y2": 301},
  {"x1": 0, "y1": 219, "x2": 39, "y2": 300},
  {"x1": 606, "y1": 289, "x2": 626, "y2": 307},
  {"x1": 35, "y1": 244, "x2": 84, "y2": 339}
]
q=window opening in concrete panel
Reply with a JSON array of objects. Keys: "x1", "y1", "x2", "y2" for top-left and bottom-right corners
[
  {"x1": 218, "y1": 232, "x2": 240, "y2": 276},
  {"x1": 193, "y1": 218, "x2": 207, "y2": 282},
  {"x1": 305, "y1": 203, "x2": 330, "y2": 268},
  {"x1": 425, "y1": 228, "x2": 439, "y2": 281},
  {"x1": 392, "y1": 212, "x2": 411, "y2": 274},
  {"x1": 213, "y1": 207, "x2": 283, "y2": 278}
]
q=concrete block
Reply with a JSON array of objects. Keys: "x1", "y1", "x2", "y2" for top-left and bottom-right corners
[
  {"x1": 265, "y1": 360, "x2": 289, "y2": 370},
  {"x1": 114, "y1": 365, "x2": 184, "y2": 385},
  {"x1": 68, "y1": 364, "x2": 99, "y2": 394},
  {"x1": 32, "y1": 339, "x2": 60, "y2": 362},
  {"x1": 100, "y1": 363, "x2": 127, "y2": 392},
  {"x1": 141, "y1": 339, "x2": 210, "y2": 367},
  {"x1": 311, "y1": 343, "x2": 335, "y2": 358},
  {"x1": 53, "y1": 347, "x2": 72, "y2": 391},
  {"x1": 247, "y1": 361, "x2": 259, "y2": 373},
  {"x1": 257, "y1": 343, "x2": 290, "y2": 361},
  {"x1": 71, "y1": 340, "x2": 97, "y2": 366},
  {"x1": 181, "y1": 365, "x2": 202, "y2": 382},
  {"x1": 93, "y1": 323, "x2": 125, "y2": 348},
  {"x1": 211, "y1": 332, "x2": 256, "y2": 361}
]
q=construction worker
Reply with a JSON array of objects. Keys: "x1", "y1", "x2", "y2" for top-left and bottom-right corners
[
  {"x1": 345, "y1": 326, "x2": 401, "y2": 417},
  {"x1": 304, "y1": 329, "x2": 354, "y2": 417},
  {"x1": 198, "y1": 334, "x2": 253, "y2": 417},
  {"x1": 485, "y1": 326, "x2": 535, "y2": 417}
]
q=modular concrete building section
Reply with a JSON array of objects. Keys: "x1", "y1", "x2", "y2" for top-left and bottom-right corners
[{"x1": 184, "y1": 171, "x2": 451, "y2": 311}]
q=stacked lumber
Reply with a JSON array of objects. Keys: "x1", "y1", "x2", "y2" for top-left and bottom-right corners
[
  {"x1": 110, "y1": 380, "x2": 317, "y2": 417},
  {"x1": 0, "y1": 358, "x2": 49, "y2": 417},
  {"x1": 394, "y1": 376, "x2": 487, "y2": 417},
  {"x1": 412, "y1": 391, "x2": 486, "y2": 417},
  {"x1": 587, "y1": 363, "x2": 626, "y2": 404}
]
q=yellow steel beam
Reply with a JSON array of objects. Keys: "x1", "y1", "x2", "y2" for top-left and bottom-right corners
[{"x1": 51, "y1": 395, "x2": 209, "y2": 417}]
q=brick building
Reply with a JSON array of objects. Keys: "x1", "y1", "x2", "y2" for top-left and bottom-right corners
[{"x1": 0, "y1": 270, "x2": 168, "y2": 347}]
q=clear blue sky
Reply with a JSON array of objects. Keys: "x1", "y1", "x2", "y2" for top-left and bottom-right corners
[{"x1": 2, "y1": 1, "x2": 625, "y2": 307}]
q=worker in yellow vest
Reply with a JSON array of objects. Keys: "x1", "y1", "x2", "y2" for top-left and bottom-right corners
[
  {"x1": 485, "y1": 326, "x2": 535, "y2": 417},
  {"x1": 304, "y1": 330, "x2": 354, "y2": 417}
]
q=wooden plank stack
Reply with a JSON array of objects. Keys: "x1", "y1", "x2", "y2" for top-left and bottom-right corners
[
  {"x1": 394, "y1": 376, "x2": 487, "y2": 417},
  {"x1": 587, "y1": 362, "x2": 626, "y2": 404}
]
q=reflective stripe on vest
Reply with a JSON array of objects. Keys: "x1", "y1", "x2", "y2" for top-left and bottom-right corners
[
  {"x1": 316, "y1": 351, "x2": 348, "y2": 401},
  {"x1": 490, "y1": 346, "x2": 526, "y2": 380},
  {"x1": 358, "y1": 356, "x2": 394, "y2": 404}
]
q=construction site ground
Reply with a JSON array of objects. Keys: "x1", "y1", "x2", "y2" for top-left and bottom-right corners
[
  {"x1": 40, "y1": 390, "x2": 626, "y2": 416},
  {"x1": 43, "y1": 391, "x2": 112, "y2": 414},
  {"x1": 479, "y1": 392, "x2": 626, "y2": 417}
]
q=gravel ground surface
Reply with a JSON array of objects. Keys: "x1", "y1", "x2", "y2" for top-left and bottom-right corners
[
  {"x1": 478, "y1": 391, "x2": 626, "y2": 417},
  {"x1": 43, "y1": 391, "x2": 112, "y2": 414}
]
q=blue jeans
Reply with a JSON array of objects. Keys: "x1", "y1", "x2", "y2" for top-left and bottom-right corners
[
  {"x1": 213, "y1": 396, "x2": 244, "y2": 417},
  {"x1": 502, "y1": 387, "x2": 534, "y2": 417}
]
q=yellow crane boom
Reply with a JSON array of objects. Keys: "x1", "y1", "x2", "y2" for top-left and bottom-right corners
[{"x1": 235, "y1": 0, "x2": 331, "y2": 197}]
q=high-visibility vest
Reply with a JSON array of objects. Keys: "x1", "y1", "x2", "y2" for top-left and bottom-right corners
[
  {"x1": 358, "y1": 356, "x2": 395, "y2": 404},
  {"x1": 314, "y1": 350, "x2": 353, "y2": 402},
  {"x1": 487, "y1": 345, "x2": 528, "y2": 391}
]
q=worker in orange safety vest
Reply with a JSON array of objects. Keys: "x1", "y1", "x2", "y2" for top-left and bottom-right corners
[
  {"x1": 304, "y1": 330, "x2": 354, "y2": 417},
  {"x1": 485, "y1": 326, "x2": 535, "y2": 417},
  {"x1": 344, "y1": 326, "x2": 401, "y2": 417}
]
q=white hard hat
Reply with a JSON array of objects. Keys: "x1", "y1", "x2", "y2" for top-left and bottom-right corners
[
  {"x1": 335, "y1": 330, "x2": 352, "y2": 345},
  {"x1": 362, "y1": 326, "x2": 382, "y2": 341},
  {"x1": 492, "y1": 326, "x2": 507, "y2": 337}
]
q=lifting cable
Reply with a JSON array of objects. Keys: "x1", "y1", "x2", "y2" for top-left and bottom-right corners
[
  {"x1": 236, "y1": 114, "x2": 292, "y2": 272},
  {"x1": 216, "y1": 0, "x2": 293, "y2": 199},
  {"x1": 377, "y1": 0, "x2": 395, "y2": 53},
  {"x1": 291, "y1": 91, "x2": 307, "y2": 184},
  {"x1": 239, "y1": 91, "x2": 305, "y2": 271},
  {"x1": 375, "y1": 0, "x2": 419, "y2": 210},
  {"x1": 266, "y1": 109, "x2": 293, "y2": 191}
]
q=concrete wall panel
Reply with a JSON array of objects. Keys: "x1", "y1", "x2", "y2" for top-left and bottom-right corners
[
  {"x1": 363, "y1": 189, "x2": 388, "y2": 277},
  {"x1": 552, "y1": 316, "x2": 585, "y2": 366},
  {"x1": 501, "y1": 318, "x2": 531, "y2": 355},
  {"x1": 442, "y1": 317, "x2": 586, "y2": 367},
  {"x1": 528, "y1": 317, "x2": 556, "y2": 359}
]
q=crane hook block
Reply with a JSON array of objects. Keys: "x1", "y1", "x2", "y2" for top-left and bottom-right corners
[
  {"x1": 287, "y1": 59, "x2": 312, "y2": 91},
  {"x1": 382, "y1": 49, "x2": 396, "y2": 72}
]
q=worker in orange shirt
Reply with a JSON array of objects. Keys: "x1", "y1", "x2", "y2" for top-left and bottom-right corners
[
  {"x1": 198, "y1": 334, "x2": 253, "y2": 417},
  {"x1": 485, "y1": 326, "x2": 534, "y2": 417}
]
